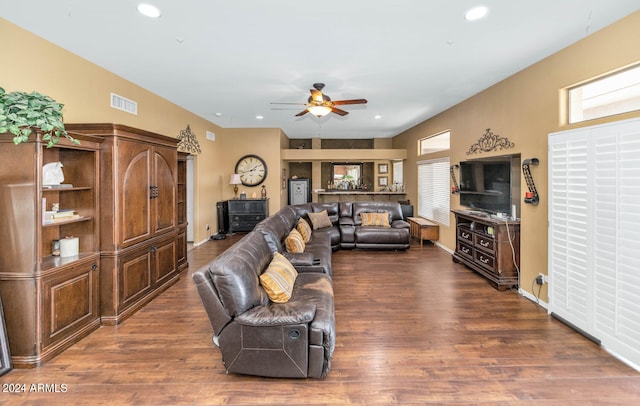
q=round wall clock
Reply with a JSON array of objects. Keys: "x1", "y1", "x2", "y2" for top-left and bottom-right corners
[{"x1": 235, "y1": 154, "x2": 268, "y2": 186}]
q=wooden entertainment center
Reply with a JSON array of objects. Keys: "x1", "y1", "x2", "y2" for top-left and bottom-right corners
[
  {"x1": 0, "y1": 124, "x2": 189, "y2": 367},
  {"x1": 452, "y1": 210, "x2": 520, "y2": 291}
]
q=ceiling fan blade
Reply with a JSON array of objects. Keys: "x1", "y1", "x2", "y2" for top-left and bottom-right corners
[
  {"x1": 330, "y1": 107, "x2": 349, "y2": 116},
  {"x1": 332, "y1": 98, "x2": 368, "y2": 106},
  {"x1": 295, "y1": 109, "x2": 309, "y2": 117}
]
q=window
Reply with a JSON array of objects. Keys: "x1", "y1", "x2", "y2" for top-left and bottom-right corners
[
  {"x1": 417, "y1": 157, "x2": 450, "y2": 226},
  {"x1": 419, "y1": 131, "x2": 450, "y2": 155},
  {"x1": 393, "y1": 160, "x2": 403, "y2": 186},
  {"x1": 568, "y1": 64, "x2": 640, "y2": 124}
]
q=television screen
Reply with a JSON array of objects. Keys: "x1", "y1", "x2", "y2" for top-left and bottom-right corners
[{"x1": 459, "y1": 156, "x2": 513, "y2": 215}]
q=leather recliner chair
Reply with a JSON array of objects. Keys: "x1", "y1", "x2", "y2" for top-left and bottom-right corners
[{"x1": 192, "y1": 231, "x2": 335, "y2": 378}]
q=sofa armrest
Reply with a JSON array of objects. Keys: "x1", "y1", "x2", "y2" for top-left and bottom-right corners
[
  {"x1": 282, "y1": 251, "x2": 314, "y2": 266},
  {"x1": 391, "y1": 219, "x2": 410, "y2": 229},
  {"x1": 236, "y1": 302, "x2": 316, "y2": 327}
]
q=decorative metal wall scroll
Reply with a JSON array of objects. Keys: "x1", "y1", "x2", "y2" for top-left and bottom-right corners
[
  {"x1": 177, "y1": 125, "x2": 202, "y2": 154},
  {"x1": 450, "y1": 164, "x2": 460, "y2": 194},
  {"x1": 466, "y1": 128, "x2": 514, "y2": 155},
  {"x1": 522, "y1": 158, "x2": 539, "y2": 205}
]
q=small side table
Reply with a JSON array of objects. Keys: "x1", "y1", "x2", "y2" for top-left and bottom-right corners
[{"x1": 407, "y1": 217, "x2": 439, "y2": 246}]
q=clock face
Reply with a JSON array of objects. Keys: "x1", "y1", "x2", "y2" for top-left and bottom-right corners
[{"x1": 235, "y1": 154, "x2": 267, "y2": 186}]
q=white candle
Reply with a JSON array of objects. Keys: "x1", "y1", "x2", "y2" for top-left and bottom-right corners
[{"x1": 60, "y1": 237, "x2": 79, "y2": 257}]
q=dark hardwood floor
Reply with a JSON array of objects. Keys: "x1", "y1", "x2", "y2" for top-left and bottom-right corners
[{"x1": 2, "y1": 236, "x2": 639, "y2": 405}]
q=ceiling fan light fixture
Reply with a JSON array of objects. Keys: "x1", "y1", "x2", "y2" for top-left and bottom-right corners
[{"x1": 308, "y1": 105, "x2": 331, "y2": 117}]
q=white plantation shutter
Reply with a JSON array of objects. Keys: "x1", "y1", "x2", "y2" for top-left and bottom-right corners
[
  {"x1": 549, "y1": 117, "x2": 640, "y2": 370},
  {"x1": 548, "y1": 132, "x2": 591, "y2": 331},
  {"x1": 417, "y1": 157, "x2": 450, "y2": 226}
]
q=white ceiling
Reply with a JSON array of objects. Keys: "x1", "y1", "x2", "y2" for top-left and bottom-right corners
[{"x1": 2, "y1": 1, "x2": 639, "y2": 139}]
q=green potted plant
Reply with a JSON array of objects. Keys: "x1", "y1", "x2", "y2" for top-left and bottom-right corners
[{"x1": 0, "y1": 87, "x2": 77, "y2": 147}]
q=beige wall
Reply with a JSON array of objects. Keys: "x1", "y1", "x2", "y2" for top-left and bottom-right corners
[
  {"x1": 1, "y1": 18, "x2": 287, "y2": 244},
  {"x1": 393, "y1": 11, "x2": 640, "y2": 301}
]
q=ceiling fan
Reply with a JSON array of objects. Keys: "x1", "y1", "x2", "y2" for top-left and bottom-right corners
[{"x1": 272, "y1": 83, "x2": 367, "y2": 117}]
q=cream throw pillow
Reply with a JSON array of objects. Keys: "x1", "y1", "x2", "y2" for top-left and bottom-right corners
[
  {"x1": 360, "y1": 211, "x2": 391, "y2": 227},
  {"x1": 297, "y1": 218, "x2": 312, "y2": 243},
  {"x1": 285, "y1": 229, "x2": 306, "y2": 253},
  {"x1": 307, "y1": 210, "x2": 332, "y2": 230},
  {"x1": 259, "y1": 252, "x2": 298, "y2": 303}
]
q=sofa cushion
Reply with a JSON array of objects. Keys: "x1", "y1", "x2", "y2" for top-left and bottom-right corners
[
  {"x1": 297, "y1": 218, "x2": 312, "y2": 243},
  {"x1": 259, "y1": 253, "x2": 298, "y2": 303},
  {"x1": 285, "y1": 229, "x2": 306, "y2": 253},
  {"x1": 360, "y1": 211, "x2": 391, "y2": 227},
  {"x1": 308, "y1": 210, "x2": 332, "y2": 230},
  {"x1": 352, "y1": 202, "x2": 404, "y2": 226}
]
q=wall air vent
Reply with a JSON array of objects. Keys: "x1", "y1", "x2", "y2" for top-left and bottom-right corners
[{"x1": 110, "y1": 93, "x2": 138, "y2": 115}]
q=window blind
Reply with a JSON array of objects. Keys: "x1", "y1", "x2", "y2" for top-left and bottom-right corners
[{"x1": 417, "y1": 157, "x2": 450, "y2": 226}]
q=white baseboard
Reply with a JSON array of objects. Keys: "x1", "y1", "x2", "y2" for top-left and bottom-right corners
[
  {"x1": 519, "y1": 288, "x2": 548, "y2": 310},
  {"x1": 193, "y1": 238, "x2": 210, "y2": 247},
  {"x1": 436, "y1": 242, "x2": 454, "y2": 254}
]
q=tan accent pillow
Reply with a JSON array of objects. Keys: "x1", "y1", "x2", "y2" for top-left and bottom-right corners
[
  {"x1": 285, "y1": 229, "x2": 306, "y2": 253},
  {"x1": 297, "y1": 218, "x2": 312, "y2": 243},
  {"x1": 307, "y1": 210, "x2": 332, "y2": 230},
  {"x1": 360, "y1": 211, "x2": 391, "y2": 227},
  {"x1": 259, "y1": 252, "x2": 298, "y2": 303}
]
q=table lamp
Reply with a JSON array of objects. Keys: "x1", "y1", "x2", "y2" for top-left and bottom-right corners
[{"x1": 230, "y1": 174, "x2": 242, "y2": 198}]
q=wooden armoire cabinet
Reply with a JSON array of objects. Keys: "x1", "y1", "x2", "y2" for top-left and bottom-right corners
[
  {"x1": 0, "y1": 130, "x2": 103, "y2": 367},
  {"x1": 66, "y1": 124, "x2": 181, "y2": 325}
]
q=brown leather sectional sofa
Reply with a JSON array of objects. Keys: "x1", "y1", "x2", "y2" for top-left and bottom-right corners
[{"x1": 192, "y1": 201, "x2": 410, "y2": 378}]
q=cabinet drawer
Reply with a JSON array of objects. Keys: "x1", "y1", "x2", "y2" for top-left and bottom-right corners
[
  {"x1": 230, "y1": 215, "x2": 265, "y2": 232},
  {"x1": 230, "y1": 214, "x2": 266, "y2": 222},
  {"x1": 457, "y1": 240, "x2": 474, "y2": 259},
  {"x1": 474, "y1": 250, "x2": 495, "y2": 271},
  {"x1": 457, "y1": 227, "x2": 473, "y2": 242},
  {"x1": 228, "y1": 200, "x2": 266, "y2": 213},
  {"x1": 474, "y1": 234, "x2": 495, "y2": 252}
]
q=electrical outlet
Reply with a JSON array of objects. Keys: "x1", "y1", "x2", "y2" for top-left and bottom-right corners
[
  {"x1": 535, "y1": 273, "x2": 546, "y2": 285},
  {"x1": 206, "y1": 224, "x2": 210, "y2": 231}
]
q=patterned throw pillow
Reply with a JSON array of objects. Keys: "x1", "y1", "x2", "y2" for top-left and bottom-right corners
[
  {"x1": 360, "y1": 211, "x2": 391, "y2": 227},
  {"x1": 285, "y1": 229, "x2": 306, "y2": 253},
  {"x1": 297, "y1": 218, "x2": 312, "y2": 243},
  {"x1": 307, "y1": 210, "x2": 332, "y2": 230},
  {"x1": 259, "y1": 252, "x2": 298, "y2": 303}
]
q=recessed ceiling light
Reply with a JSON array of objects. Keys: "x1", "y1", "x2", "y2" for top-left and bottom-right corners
[
  {"x1": 374, "y1": 114, "x2": 382, "y2": 120},
  {"x1": 256, "y1": 115, "x2": 264, "y2": 120},
  {"x1": 465, "y1": 5, "x2": 489, "y2": 21},
  {"x1": 137, "y1": 3, "x2": 161, "y2": 18},
  {"x1": 214, "y1": 113, "x2": 222, "y2": 117}
]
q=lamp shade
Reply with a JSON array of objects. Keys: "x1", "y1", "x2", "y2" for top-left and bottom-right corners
[
  {"x1": 308, "y1": 105, "x2": 331, "y2": 117},
  {"x1": 230, "y1": 174, "x2": 242, "y2": 185}
]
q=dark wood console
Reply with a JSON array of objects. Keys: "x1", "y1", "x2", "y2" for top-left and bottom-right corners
[
  {"x1": 452, "y1": 210, "x2": 520, "y2": 291},
  {"x1": 218, "y1": 199, "x2": 269, "y2": 234}
]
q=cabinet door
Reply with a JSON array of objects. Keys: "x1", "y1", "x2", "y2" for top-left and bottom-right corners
[
  {"x1": 153, "y1": 237, "x2": 177, "y2": 285},
  {"x1": 118, "y1": 139, "x2": 152, "y2": 247},
  {"x1": 42, "y1": 257, "x2": 100, "y2": 349},
  {"x1": 119, "y1": 246, "x2": 153, "y2": 307},
  {"x1": 153, "y1": 146, "x2": 177, "y2": 235}
]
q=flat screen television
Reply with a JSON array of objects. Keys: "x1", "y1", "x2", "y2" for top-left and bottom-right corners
[{"x1": 459, "y1": 154, "x2": 520, "y2": 216}]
